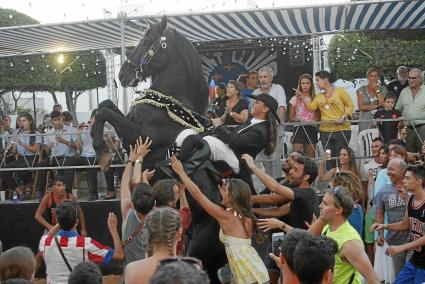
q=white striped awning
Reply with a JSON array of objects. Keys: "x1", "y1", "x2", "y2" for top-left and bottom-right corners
[{"x1": 0, "y1": 0, "x2": 424, "y2": 57}]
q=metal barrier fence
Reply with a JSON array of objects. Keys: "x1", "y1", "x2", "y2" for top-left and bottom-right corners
[{"x1": 0, "y1": 117, "x2": 416, "y2": 172}]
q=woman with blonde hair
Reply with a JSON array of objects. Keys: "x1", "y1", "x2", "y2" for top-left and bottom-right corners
[
  {"x1": 289, "y1": 74, "x2": 318, "y2": 158},
  {"x1": 125, "y1": 207, "x2": 182, "y2": 284},
  {"x1": 332, "y1": 172, "x2": 364, "y2": 236}
]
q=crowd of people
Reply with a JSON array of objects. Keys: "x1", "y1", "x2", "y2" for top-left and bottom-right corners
[
  {"x1": 0, "y1": 65, "x2": 424, "y2": 284},
  {"x1": 0, "y1": 106, "x2": 123, "y2": 201}
]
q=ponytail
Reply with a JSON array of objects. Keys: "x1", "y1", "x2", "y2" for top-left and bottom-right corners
[{"x1": 264, "y1": 112, "x2": 277, "y2": 156}]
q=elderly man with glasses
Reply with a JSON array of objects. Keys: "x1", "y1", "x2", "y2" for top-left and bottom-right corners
[{"x1": 395, "y1": 68, "x2": 425, "y2": 155}]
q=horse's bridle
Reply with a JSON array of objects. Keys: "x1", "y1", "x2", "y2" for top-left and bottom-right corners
[{"x1": 127, "y1": 28, "x2": 168, "y2": 85}]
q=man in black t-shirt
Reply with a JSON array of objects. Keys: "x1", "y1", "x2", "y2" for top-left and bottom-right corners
[
  {"x1": 374, "y1": 94, "x2": 403, "y2": 143},
  {"x1": 387, "y1": 66, "x2": 409, "y2": 104},
  {"x1": 371, "y1": 165, "x2": 425, "y2": 283},
  {"x1": 243, "y1": 154, "x2": 318, "y2": 284}
]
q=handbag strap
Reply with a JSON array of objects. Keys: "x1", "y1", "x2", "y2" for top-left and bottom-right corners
[
  {"x1": 122, "y1": 221, "x2": 144, "y2": 247},
  {"x1": 54, "y1": 235, "x2": 73, "y2": 272}
]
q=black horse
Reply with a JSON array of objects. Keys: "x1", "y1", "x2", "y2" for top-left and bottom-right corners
[{"x1": 92, "y1": 17, "x2": 227, "y2": 282}]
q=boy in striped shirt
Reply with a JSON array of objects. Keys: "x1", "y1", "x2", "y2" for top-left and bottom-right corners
[{"x1": 39, "y1": 201, "x2": 124, "y2": 284}]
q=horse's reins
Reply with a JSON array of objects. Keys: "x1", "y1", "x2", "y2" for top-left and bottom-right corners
[{"x1": 126, "y1": 26, "x2": 168, "y2": 85}]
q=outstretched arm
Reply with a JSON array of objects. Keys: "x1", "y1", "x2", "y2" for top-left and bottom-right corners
[
  {"x1": 242, "y1": 154, "x2": 294, "y2": 202},
  {"x1": 253, "y1": 203, "x2": 290, "y2": 218},
  {"x1": 171, "y1": 156, "x2": 227, "y2": 222}
]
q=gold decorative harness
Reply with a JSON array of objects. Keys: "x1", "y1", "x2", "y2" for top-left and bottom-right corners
[{"x1": 132, "y1": 89, "x2": 204, "y2": 133}]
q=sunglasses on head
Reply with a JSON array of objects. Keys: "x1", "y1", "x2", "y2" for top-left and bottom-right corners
[
  {"x1": 158, "y1": 256, "x2": 203, "y2": 270},
  {"x1": 220, "y1": 178, "x2": 232, "y2": 187},
  {"x1": 330, "y1": 187, "x2": 344, "y2": 208}
]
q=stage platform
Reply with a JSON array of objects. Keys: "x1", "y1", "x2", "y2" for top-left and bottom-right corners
[{"x1": 0, "y1": 199, "x2": 123, "y2": 276}]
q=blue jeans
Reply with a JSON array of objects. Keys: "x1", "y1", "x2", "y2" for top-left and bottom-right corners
[{"x1": 395, "y1": 260, "x2": 425, "y2": 284}]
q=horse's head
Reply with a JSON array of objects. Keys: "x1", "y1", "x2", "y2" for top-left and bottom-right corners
[{"x1": 119, "y1": 16, "x2": 169, "y2": 87}]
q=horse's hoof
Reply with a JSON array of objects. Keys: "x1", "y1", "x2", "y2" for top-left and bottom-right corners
[{"x1": 99, "y1": 154, "x2": 112, "y2": 172}]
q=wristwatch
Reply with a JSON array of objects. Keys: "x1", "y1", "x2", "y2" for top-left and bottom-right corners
[
  {"x1": 127, "y1": 160, "x2": 134, "y2": 165},
  {"x1": 135, "y1": 159, "x2": 142, "y2": 164}
]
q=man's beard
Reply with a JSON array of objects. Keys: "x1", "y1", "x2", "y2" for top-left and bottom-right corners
[{"x1": 290, "y1": 177, "x2": 303, "y2": 187}]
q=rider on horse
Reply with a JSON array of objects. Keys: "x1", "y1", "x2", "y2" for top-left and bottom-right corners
[{"x1": 165, "y1": 93, "x2": 279, "y2": 188}]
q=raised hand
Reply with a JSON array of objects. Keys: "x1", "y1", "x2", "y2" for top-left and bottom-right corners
[
  {"x1": 136, "y1": 136, "x2": 152, "y2": 159},
  {"x1": 128, "y1": 144, "x2": 138, "y2": 162},
  {"x1": 171, "y1": 155, "x2": 185, "y2": 176},
  {"x1": 107, "y1": 212, "x2": 118, "y2": 232},
  {"x1": 142, "y1": 169, "x2": 155, "y2": 184}
]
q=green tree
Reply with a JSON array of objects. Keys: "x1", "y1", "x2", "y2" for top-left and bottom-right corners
[
  {"x1": 328, "y1": 30, "x2": 425, "y2": 80},
  {"x1": 56, "y1": 51, "x2": 106, "y2": 122},
  {"x1": 0, "y1": 8, "x2": 107, "y2": 121},
  {"x1": 0, "y1": 8, "x2": 39, "y2": 111}
]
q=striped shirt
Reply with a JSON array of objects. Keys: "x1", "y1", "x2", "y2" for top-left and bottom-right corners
[{"x1": 39, "y1": 230, "x2": 113, "y2": 284}]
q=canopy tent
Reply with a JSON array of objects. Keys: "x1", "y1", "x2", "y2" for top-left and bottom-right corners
[{"x1": 0, "y1": 0, "x2": 424, "y2": 58}]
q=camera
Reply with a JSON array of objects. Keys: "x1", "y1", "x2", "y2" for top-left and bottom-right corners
[{"x1": 272, "y1": 232, "x2": 285, "y2": 256}]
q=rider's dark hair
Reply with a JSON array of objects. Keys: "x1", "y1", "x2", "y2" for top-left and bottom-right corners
[{"x1": 264, "y1": 111, "x2": 277, "y2": 155}]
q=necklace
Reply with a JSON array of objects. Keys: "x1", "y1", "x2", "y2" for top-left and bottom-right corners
[
  {"x1": 226, "y1": 207, "x2": 242, "y2": 219},
  {"x1": 324, "y1": 88, "x2": 334, "y2": 110}
]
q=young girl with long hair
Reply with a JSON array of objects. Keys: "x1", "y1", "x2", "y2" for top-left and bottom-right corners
[
  {"x1": 318, "y1": 146, "x2": 360, "y2": 182},
  {"x1": 289, "y1": 74, "x2": 318, "y2": 158},
  {"x1": 171, "y1": 156, "x2": 269, "y2": 284},
  {"x1": 125, "y1": 207, "x2": 182, "y2": 284},
  {"x1": 0, "y1": 112, "x2": 40, "y2": 199}
]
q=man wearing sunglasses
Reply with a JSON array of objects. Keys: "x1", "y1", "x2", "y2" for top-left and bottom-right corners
[
  {"x1": 319, "y1": 186, "x2": 379, "y2": 284},
  {"x1": 395, "y1": 68, "x2": 425, "y2": 155}
]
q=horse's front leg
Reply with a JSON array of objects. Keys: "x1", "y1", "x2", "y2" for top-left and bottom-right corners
[{"x1": 92, "y1": 106, "x2": 143, "y2": 171}]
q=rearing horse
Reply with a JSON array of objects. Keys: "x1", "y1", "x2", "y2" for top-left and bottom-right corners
[{"x1": 91, "y1": 17, "x2": 227, "y2": 283}]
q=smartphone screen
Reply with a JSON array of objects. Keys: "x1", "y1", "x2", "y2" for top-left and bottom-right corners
[
  {"x1": 272, "y1": 232, "x2": 285, "y2": 256},
  {"x1": 325, "y1": 149, "x2": 331, "y2": 160}
]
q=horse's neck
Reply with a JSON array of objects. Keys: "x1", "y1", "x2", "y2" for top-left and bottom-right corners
[{"x1": 150, "y1": 63, "x2": 194, "y2": 109}]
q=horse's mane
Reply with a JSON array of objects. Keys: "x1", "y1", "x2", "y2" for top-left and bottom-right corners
[{"x1": 170, "y1": 28, "x2": 209, "y2": 114}]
